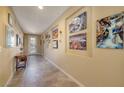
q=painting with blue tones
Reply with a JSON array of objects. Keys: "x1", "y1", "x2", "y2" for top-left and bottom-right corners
[
  {"x1": 69, "y1": 12, "x2": 87, "y2": 33},
  {"x1": 96, "y1": 12, "x2": 124, "y2": 49}
]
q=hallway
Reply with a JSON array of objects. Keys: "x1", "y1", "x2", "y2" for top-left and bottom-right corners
[
  {"x1": 0, "y1": 6, "x2": 124, "y2": 87},
  {"x1": 7, "y1": 56, "x2": 78, "y2": 87}
]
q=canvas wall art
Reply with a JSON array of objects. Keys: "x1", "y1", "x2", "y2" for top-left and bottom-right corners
[
  {"x1": 69, "y1": 12, "x2": 87, "y2": 33},
  {"x1": 45, "y1": 33, "x2": 50, "y2": 39},
  {"x1": 96, "y1": 12, "x2": 124, "y2": 49},
  {"x1": 52, "y1": 40, "x2": 58, "y2": 49},
  {"x1": 45, "y1": 32, "x2": 51, "y2": 48},
  {"x1": 8, "y1": 13, "x2": 13, "y2": 26},
  {"x1": 16, "y1": 34, "x2": 19, "y2": 46},
  {"x1": 6, "y1": 25, "x2": 15, "y2": 48},
  {"x1": 69, "y1": 33, "x2": 87, "y2": 50},
  {"x1": 52, "y1": 27, "x2": 58, "y2": 39},
  {"x1": 19, "y1": 37, "x2": 22, "y2": 45}
]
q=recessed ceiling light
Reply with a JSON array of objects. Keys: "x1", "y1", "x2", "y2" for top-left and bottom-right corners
[{"x1": 38, "y1": 6, "x2": 44, "y2": 10}]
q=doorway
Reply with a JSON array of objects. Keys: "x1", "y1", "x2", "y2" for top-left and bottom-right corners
[{"x1": 28, "y1": 35, "x2": 41, "y2": 55}]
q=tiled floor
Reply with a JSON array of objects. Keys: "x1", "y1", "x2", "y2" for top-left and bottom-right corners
[{"x1": 7, "y1": 55, "x2": 78, "y2": 87}]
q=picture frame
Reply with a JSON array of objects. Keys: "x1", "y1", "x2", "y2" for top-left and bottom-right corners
[
  {"x1": 69, "y1": 33, "x2": 87, "y2": 50},
  {"x1": 45, "y1": 32, "x2": 51, "y2": 48},
  {"x1": 19, "y1": 37, "x2": 21, "y2": 45},
  {"x1": 45, "y1": 33, "x2": 50, "y2": 39},
  {"x1": 69, "y1": 11, "x2": 87, "y2": 34},
  {"x1": 66, "y1": 8, "x2": 87, "y2": 51},
  {"x1": 16, "y1": 34, "x2": 19, "y2": 46},
  {"x1": 52, "y1": 40, "x2": 58, "y2": 49},
  {"x1": 6, "y1": 25, "x2": 15, "y2": 48},
  {"x1": 8, "y1": 13, "x2": 13, "y2": 26},
  {"x1": 52, "y1": 26, "x2": 59, "y2": 39},
  {"x1": 65, "y1": 7, "x2": 92, "y2": 57}
]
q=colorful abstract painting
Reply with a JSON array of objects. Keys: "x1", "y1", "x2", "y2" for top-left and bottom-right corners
[
  {"x1": 96, "y1": 12, "x2": 124, "y2": 49},
  {"x1": 69, "y1": 12, "x2": 87, "y2": 33},
  {"x1": 69, "y1": 33, "x2": 86, "y2": 50},
  {"x1": 52, "y1": 27, "x2": 58, "y2": 39}
]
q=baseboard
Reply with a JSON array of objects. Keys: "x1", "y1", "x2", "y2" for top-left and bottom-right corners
[
  {"x1": 44, "y1": 56, "x2": 85, "y2": 87},
  {"x1": 4, "y1": 72, "x2": 14, "y2": 87}
]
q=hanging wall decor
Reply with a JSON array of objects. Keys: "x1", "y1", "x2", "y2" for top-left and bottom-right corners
[
  {"x1": 52, "y1": 26, "x2": 58, "y2": 39},
  {"x1": 96, "y1": 12, "x2": 124, "y2": 49},
  {"x1": 8, "y1": 13, "x2": 13, "y2": 26},
  {"x1": 66, "y1": 7, "x2": 92, "y2": 57},
  {"x1": 52, "y1": 40, "x2": 58, "y2": 49},
  {"x1": 69, "y1": 12, "x2": 87, "y2": 33},
  {"x1": 51, "y1": 25, "x2": 59, "y2": 48},
  {"x1": 19, "y1": 37, "x2": 22, "y2": 45},
  {"x1": 45, "y1": 32, "x2": 51, "y2": 48},
  {"x1": 16, "y1": 34, "x2": 19, "y2": 46},
  {"x1": 69, "y1": 33, "x2": 87, "y2": 50},
  {"x1": 6, "y1": 25, "x2": 15, "y2": 48},
  {"x1": 45, "y1": 32, "x2": 50, "y2": 39},
  {"x1": 66, "y1": 10, "x2": 87, "y2": 51}
]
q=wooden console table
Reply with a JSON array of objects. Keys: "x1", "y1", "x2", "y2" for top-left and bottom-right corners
[{"x1": 15, "y1": 54, "x2": 27, "y2": 71}]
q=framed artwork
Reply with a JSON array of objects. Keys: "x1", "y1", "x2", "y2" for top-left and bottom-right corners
[
  {"x1": 66, "y1": 9, "x2": 87, "y2": 52},
  {"x1": 45, "y1": 33, "x2": 50, "y2": 39},
  {"x1": 16, "y1": 34, "x2": 19, "y2": 46},
  {"x1": 52, "y1": 40, "x2": 58, "y2": 49},
  {"x1": 66, "y1": 7, "x2": 91, "y2": 56},
  {"x1": 45, "y1": 32, "x2": 51, "y2": 41},
  {"x1": 45, "y1": 32, "x2": 51, "y2": 48},
  {"x1": 52, "y1": 26, "x2": 58, "y2": 39},
  {"x1": 69, "y1": 11, "x2": 87, "y2": 33},
  {"x1": 96, "y1": 12, "x2": 124, "y2": 49},
  {"x1": 19, "y1": 37, "x2": 21, "y2": 45},
  {"x1": 8, "y1": 13, "x2": 13, "y2": 26},
  {"x1": 69, "y1": 33, "x2": 87, "y2": 50},
  {"x1": 6, "y1": 25, "x2": 15, "y2": 48}
]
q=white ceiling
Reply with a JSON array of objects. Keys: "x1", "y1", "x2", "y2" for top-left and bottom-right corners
[{"x1": 12, "y1": 6, "x2": 69, "y2": 34}]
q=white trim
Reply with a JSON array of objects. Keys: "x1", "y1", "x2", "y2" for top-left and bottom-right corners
[
  {"x1": 4, "y1": 72, "x2": 14, "y2": 87},
  {"x1": 44, "y1": 56, "x2": 85, "y2": 87}
]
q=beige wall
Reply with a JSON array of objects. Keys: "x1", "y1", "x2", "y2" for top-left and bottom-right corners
[
  {"x1": 42, "y1": 6, "x2": 124, "y2": 86},
  {"x1": 0, "y1": 7, "x2": 24, "y2": 86}
]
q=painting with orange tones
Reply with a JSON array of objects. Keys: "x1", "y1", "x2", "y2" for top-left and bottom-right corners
[
  {"x1": 96, "y1": 12, "x2": 124, "y2": 49},
  {"x1": 69, "y1": 33, "x2": 86, "y2": 50},
  {"x1": 52, "y1": 27, "x2": 58, "y2": 39}
]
